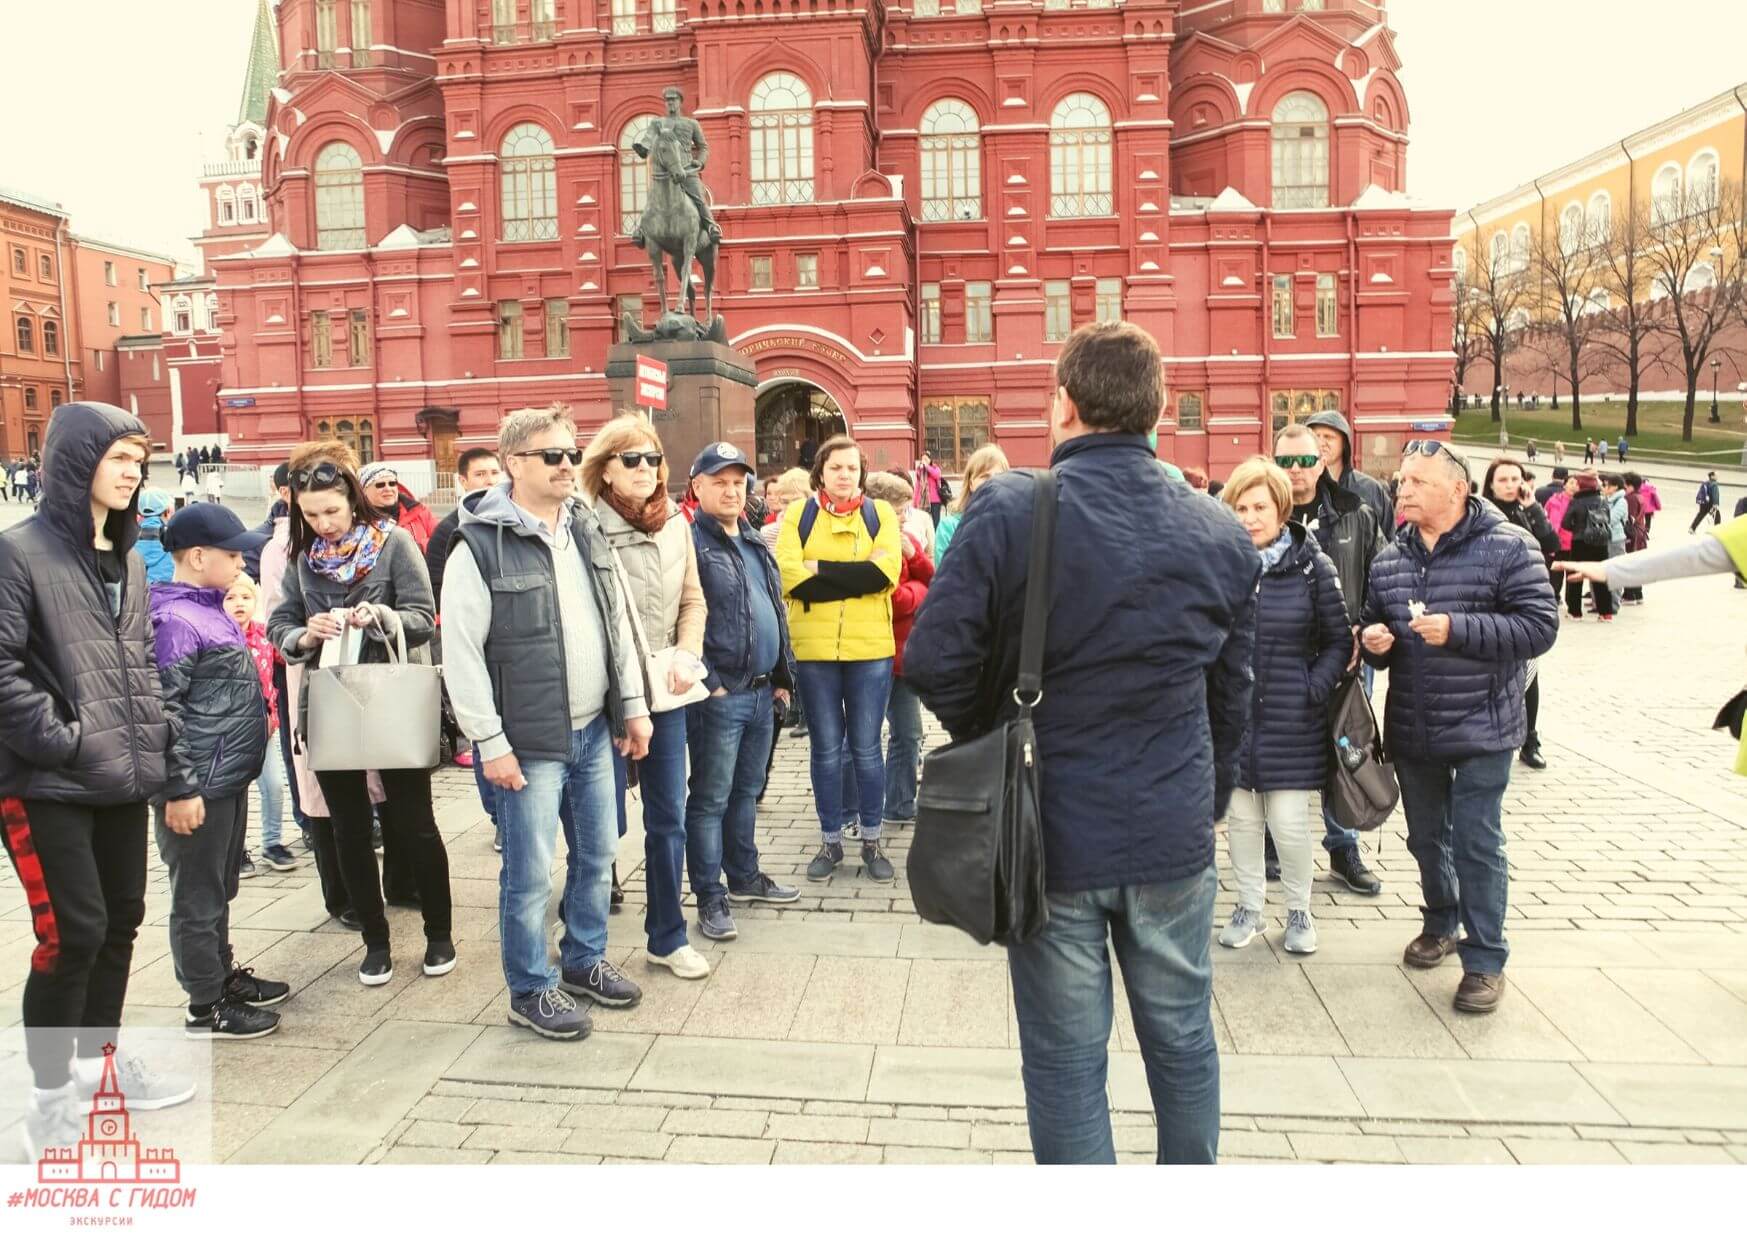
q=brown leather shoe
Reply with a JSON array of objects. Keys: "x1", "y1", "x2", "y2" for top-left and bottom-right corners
[
  {"x1": 1402, "y1": 932, "x2": 1460, "y2": 969},
  {"x1": 1454, "y1": 971, "x2": 1506, "y2": 1014}
]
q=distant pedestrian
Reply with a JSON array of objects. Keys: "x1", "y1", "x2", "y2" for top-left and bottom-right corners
[
  {"x1": 204, "y1": 468, "x2": 224, "y2": 504},
  {"x1": 1692, "y1": 472, "x2": 1723, "y2": 531},
  {"x1": 1525, "y1": 439, "x2": 1537, "y2": 462},
  {"x1": 1621, "y1": 473, "x2": 1650, "y2": 604},
  {"x1": 1554, "y1": 441, "x2": 1566, "y2": 464},
  {"x1": 1561, "y1": 471, "x2": 1615, "y2": 621},
  {"x1": 1583, "y1": 440, "x2": 1596, "y2": 464},
  {"x1": 179, "y1": 470, "x2": 197, "y2": 509},
  {"x1": 1616, "y1": 436, "x2": 1629, "y2": 463},
  {"x1": 1597, "y1": 440, "x2": 1609, "y2": 465},
  {"x1": 913, "y1": 451, "x2": 944, "y2": 526},
  {"x1": 1638, "y1": 477, "x2": 1661, "y2": 529}
]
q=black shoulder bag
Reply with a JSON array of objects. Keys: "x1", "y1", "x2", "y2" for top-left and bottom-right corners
[{"x1": 908, "y1": 469, "x2": 1055, "y2": 946}]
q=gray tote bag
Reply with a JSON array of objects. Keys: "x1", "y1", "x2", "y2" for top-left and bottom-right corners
[{"x1": 306, "y1": 622, "x2": 441, "y2": 772}]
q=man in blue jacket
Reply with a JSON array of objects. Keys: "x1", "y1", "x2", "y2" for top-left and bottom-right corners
[
  {"x1": 906, "y1": 322, "x2": 1259, "y2": 1164},
  {"x1": 1360, "y1": 441, "x2": 1558, "y2": 1015}
]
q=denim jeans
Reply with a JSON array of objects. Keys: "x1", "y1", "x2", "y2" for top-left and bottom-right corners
[
  {"x1": 256, "y1": 734, "x2": 286, "y2": 851},
  {"x1": 884, "y1": 675, "x2": 925, "y2": 821},
  {"x1": 1395, "y1": 750, "x2": 1513, "y2": 976},
  {"x1": 613, "y1": 707, "x2": 690, "y2": 956},
  {"x1": 1007, "y1": 867, "x2": 1220, "y2": 1164},
  {"x1": 153, "y1": 792, "x2": 247, "y2": 1007},
  {"x1": 684, "y1": 684, "x2": 774, "y2": 904},
  {"x1": 1322, "y1": 663, "x2": 1373, "y2": 853},
  {"x1": 796, "y1": 658, "x2": 892, "y2": 843},
  {"x1": 496, "y1": 715, "x2": 618, "y2": 996},
  {"x1": 472, "y1": 743, "x2": 497, "y2": 827}
]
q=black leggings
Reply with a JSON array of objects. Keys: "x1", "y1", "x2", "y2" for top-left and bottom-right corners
[
  {"x1": 314, "y1": 767, "x2": 452, "y2": 951},
  {"x1": 1524, "y1": 676, "x2": 1540, "y2": 745},
  {"x1": 1564, "y1": 544, "x2": 1615, "y2": 617}
]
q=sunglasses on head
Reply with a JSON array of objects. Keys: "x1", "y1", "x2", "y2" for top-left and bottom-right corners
[
  {"x1": 1403, "y1": 439, "x2": 1471, "y2": 482},
  {"x1": 291, "y1": 461, "x2": 343, "y2": 492},
  {"x1": 514, "y1": 448, "x2": 584, "y2": 467},
  {"x1": 617, "y1": 451, "x2": 663, "y2": 470},
  {"x1": 1274, "y1": 454, "x2": 1320, "y2": 470}
]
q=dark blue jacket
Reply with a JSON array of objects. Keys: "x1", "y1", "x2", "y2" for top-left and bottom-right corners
[
  {"x1": 1362, "y1": 498, "x2": 1559, "y2": 761},
  {"x1": 904, "y1": 433, "x2": 1260, "y2": 894},
  {"x1": 1240, "y1": 525, "x2": 1352, "y2": 792},
  {"x1": 691, "y1": 513, "x2": 795, "y2": 694}
]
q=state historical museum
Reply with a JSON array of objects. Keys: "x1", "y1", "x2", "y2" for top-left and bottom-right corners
[{"x1": 214, "y1": 0, "x2": 1454, "y2": 479}]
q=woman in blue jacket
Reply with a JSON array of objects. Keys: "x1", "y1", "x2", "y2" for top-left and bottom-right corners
[{"x1": 1218, "y1": 457, "x2": 1352, "y2": 955}]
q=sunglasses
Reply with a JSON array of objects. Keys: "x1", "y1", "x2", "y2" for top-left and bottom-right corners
[
  {"x1": 1274, "y1": 454, "x2": 1320, "y2": 470},
  {"x1": 514, "y1": 448, "x2": 584, "y2": 467},
  {"x1": 291, "y1": 462, "x2": 342, "y2": 491},
  {"x1": 367, "y1": 476, "x2": 399, "y2": 487},
  {"x1": 617, "y1": 451, "x2": 663, "y2": 470},
  {"x1": 1403, "y1": 439, "x2": 1471, "y2": 482}
]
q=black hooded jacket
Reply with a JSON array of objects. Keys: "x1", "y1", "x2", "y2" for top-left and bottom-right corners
[{"x1": 0, "y1": 403, "x2": 172, "y2": 805}]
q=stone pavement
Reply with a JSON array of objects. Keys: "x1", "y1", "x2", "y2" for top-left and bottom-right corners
[{"x1": 2, "y1": 519, "x2": 1747, "y2": 1165}]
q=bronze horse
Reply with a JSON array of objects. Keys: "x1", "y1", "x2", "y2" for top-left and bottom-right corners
[{"x1": 636, "y1": 124, "x2": 718, "y2": 325}]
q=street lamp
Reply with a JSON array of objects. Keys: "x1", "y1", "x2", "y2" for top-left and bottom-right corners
[
  {"x1": 1711, "y1": 356, "x2": 1722, "y2": 423},
  {"x1": 1497, "y1": 384, "x2": 1509, "y2": 447}
]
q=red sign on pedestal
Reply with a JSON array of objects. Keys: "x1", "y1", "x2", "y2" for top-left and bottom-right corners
[{"x1": 635, "y1": 355, "x2": 668, "y2": 410}]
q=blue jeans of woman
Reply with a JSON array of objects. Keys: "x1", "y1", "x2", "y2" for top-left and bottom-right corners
[
  {"x1": 884, "y1": 675, "x2": 925, "y2": 821},
  {"x1": 255, "y1": 732, "x2": 286, "y2": 851},
  {"x1": 612, "y1": 707, "x2": 690, "y2": 957},
  {"x1": 795, "y1": 659, "x2": 892, "y2": 844}
]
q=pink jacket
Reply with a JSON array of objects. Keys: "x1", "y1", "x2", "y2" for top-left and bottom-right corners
[
  {"x1": 242, "y1": 621, "x2": 279, "y2": 734},
  {"x1": 1637, "y1": 481, "x2": 1662, "y2": 514},
  {"x1": 1544, "y1": 490, "x2": 1574, "y2": 553},
  {"x1": 914, "y1": 462, "x2": 942, "y2": 506}
]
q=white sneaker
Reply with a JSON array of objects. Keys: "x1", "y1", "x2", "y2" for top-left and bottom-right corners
[
  {"x1": 646, "y1": 943, "x2": 711, "y2": 980},
  {"x1": 1284, "y1": 909, "x2": 1319, "y2": 955},
  {"x1": 1219, "y1": 907, "x2": 1264, "y2": 949}
]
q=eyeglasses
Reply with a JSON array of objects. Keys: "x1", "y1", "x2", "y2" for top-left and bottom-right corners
[
  {"x1": 617, "y1": 451, "x2": 663, "y2": 470},
  {"x1": 514, "y1": 448, "x2": 584, "y2": 467},
  {"x1": 1274, "y1": 454, "x2": 1320, "y2": 470},
  {"x1": 1403, "y1": 439, "x2": 1471, "y2": 483},
  {"x1": 291, "y1": 462, "x2": 342, "y2": 492},
  {"x1": 367, "y1": 476, "x2": 399, "y2": 488}
]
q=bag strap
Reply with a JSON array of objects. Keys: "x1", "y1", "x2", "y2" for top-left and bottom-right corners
[{"x1": 1014, "y1": 469, "x2": 1058, "y2": 713}]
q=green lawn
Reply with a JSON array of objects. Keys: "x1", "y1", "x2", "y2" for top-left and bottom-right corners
[{"x1": 1452, "y1": 399, "x2": 1747, "y2": 459}]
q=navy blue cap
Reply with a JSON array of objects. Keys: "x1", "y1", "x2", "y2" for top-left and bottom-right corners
[
  {"x1": 162, "y1": 504, "x2": 267, "y2": 554},
  {"x1": 690, "y1": 441, "x2": 754, "y2": 478}
]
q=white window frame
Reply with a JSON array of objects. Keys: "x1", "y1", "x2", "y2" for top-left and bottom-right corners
[
  {"x1": 619, "y1": 114, "x2": 659, "y2": 235},
  {"x1": 1049, "y1": 93, "x2": 1113, "y2": 218},
  {"x1": 920, "y1": 99, "x2": 983, "y2": 221},
  {"x1": 500, "y1": 123, "x2": 558, "y2": 242},
  {"x1": 314, "y1": 142, "x2": 366, "y2": 250},
  {"x1": 1271, "y1": 91, "x2": 1330, "y2": 209},
  {"x1": 750, "y1": 73, "x2": 815, "y2": 206}
]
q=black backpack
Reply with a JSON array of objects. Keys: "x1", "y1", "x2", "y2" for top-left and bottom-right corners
[{"x1": 1575, "y1": 499, "x2": 1611, "y2": 548}]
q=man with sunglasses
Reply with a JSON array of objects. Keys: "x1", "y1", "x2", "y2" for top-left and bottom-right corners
[
  {"x1": 440, "y1": 406, "x2": 652, "y2": 1040},
  {"x1": 1359, "y1": 439, "x2": 1558, "y2": 1015},
  {"x1": 1274, "y1": 423, "x2": 1385, "y2": 897}
]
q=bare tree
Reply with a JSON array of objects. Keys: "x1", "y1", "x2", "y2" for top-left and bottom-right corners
[
  {"x1": 1450, "y1": 253, "x2": 1489, "y2": 413},
  {"x1": 1590, "y1": 197, "x2": 1663, "y2": 438},
  {"x1": 1640, "y1": 177, "x2": 1747, "y2": 441},
  {"x1": 1470, "y1": 232, "x2": 1533, "y2": 421},
  {"x1": 1529, "y1": 218, "x2": 1608, "y2": 432}
]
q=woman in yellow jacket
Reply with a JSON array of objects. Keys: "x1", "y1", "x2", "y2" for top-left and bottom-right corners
[{"x1": 777, "y1": 434, "x2": 902, "y2": 882}]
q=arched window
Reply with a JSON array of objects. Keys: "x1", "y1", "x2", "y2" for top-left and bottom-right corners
[
  {"x1": 218, "y1": 186, "x2": 236, "y2": 225},
  {"x1": 1559, "y1": 203, "x2": 1584, "y2": 256},
  {"x1": 1451, "y1": 244, "x2": 1468, "y2": 287},
  {"x1": 920, "y1": 99, "x2": 982, "y2": 221},
  {"x1": 1688, "y1": 263, "x2": 1717, "y2": 294},
  {"x1": 1587, "y1": 191, "x2": 1611, "y2": 247},
  {"x1": 1584, "y1": 290, "x2": 1609, "y2": 316},
  {"x1": 15, "y1": 316, "x2": 33, "y2": 354},
  {"x1": 1510, "y1": 222, "x2": 1530, "y2": 273},
  {"x1": 1505, "y1": 308, "x2": 1530, "y2": 333},
  {"x1": 325, "y1": 417, "x2": 376, "y2": 464},
  {"x1": 1271, "y1": 91, "x2": 1329, "y2": 208},
  {"x1": 1049, "y1": 92, "x2": 1113, "y2": 217},
  {"x1": 1652, "y1": 164, "x2": 1682, "y2": 225},
  {"x1": 41, "y1": 320, "x2": 58, "y2": 356},
  {"x1": 619, "y1": 114, "x2": 659, "y2": 235},
  {"x1": 239, "y1": 185, "x2": 258, "y2": 224},
  {"x1": 1687, "y1": 150, "x2": 1720, "y2": 216},
  {"x1": 500, "y1": 124, "x2": 558, "y2": 241},
  {"x1": 1489, "y1": 233, "x2": 1508, "y2": 276},
  {"x1": 750, "y1": 74, "x2": 815, "y2": 205},
  {"x1": 313, "y1": 142, "x2": 366, "y2": 250}
]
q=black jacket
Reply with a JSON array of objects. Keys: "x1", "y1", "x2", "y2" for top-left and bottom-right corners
[
  {"x1": 0, "y1": 403, "x2": 173, "y2": 805},
  {"x1": 1302, "y1": 474, "x2": 1382, "y2": 622},
  {"x1": 425, "y1": 504, "x2": 464, "y2": 606},
  {"x1": 691, "y1": 514, "x2": 795, "y2": 694},
  {"x1": 1493, "y1": 498, "x2": 1561, "y2": 559},
  {"x1": 1561, "y1": 490, "x2": 1612, "y2": 550},
  {"x1": 242, "y1": 499, "x2": 285, "y2": 581}
]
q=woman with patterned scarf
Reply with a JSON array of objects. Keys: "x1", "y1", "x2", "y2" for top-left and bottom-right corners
[{"x1": 267, "y1": 440, "x2": 455, "y2": 988}]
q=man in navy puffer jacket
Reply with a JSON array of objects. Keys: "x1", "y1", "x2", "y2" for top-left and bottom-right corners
[{"x1": 1360, "y1": 444, "x2": 1558, "y2": 1016}]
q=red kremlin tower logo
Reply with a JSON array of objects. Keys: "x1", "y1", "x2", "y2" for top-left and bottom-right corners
[{"x1": 36, "y1": 1044, "x2": 180, "y2": 1185}]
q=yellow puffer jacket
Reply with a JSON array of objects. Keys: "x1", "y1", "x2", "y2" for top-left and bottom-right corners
[{"x1": 776, "y1": 496, "x2": 901, "y2": 662}]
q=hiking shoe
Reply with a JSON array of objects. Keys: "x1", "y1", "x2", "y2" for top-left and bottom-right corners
[
  {"x1": 185, "y1": 998, "x2": 280, "y2": 1040},
  {"x1": 1329, "y1": 844, "x2": 1382, "y2": 895},
  {"x1": 224, "y1": 965, "x2": 291, "y2": 1007},
  {"x1": 237, "y1": 850, "x2": 257, "y2": 880},
  {"x1": 1219, "y1": 907, "x2": 1264, "y2": 949},
  {"x1": 21, "y1": 1086, "x2": 81, "y2": 1162},
  {"x1": 509, "y1": 987, "x2": 591, "y2": 1040},
  {"x1": 77, "y1": 1052, "x2": 196, "y2": 1112},
  {"x1": 261, "y1": 844, "x2": 300, "y2": 871},
  {"x1": 560, "y1": 958, "x2": 643, "y2": 1007},
  {"x1": 807, "y1": 841, "x2": 844, "y2": 881},
  {"x1": 727, "y1": 873, "x2": 800, "y2": 905},
  {"x1": 1403, "y1": 932, "x2": 1460, "y2": 969},
  {"x1": 358, "y1": 949, "x2": 394, "y2": 986},
  {"x1": 1283, "y1": 909, "x2": 1319, "y2": 955},
  {"x1": 1519, "y1": 742, "x2": 1547, "y2": 770},
  {"x1": 697, "y1": 899, "x2": 738, "y2": 941},
  {"x1": 423, "y1": 940, "x2": 457, "y2": 977},
  {"x1": 647, "y1": 944, "x2": 712, "y2": 980},
  {"x1": 1454, "y1": 972, "x2": 1507, "y2": 1014},
  {"x1": 861, "y1": 840, "x2": 895, "y2": 883}
]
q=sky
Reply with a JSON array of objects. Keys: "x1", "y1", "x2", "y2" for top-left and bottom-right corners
[{"x1": 1, "y1": 0, "x2": 1743, "y2": 271}]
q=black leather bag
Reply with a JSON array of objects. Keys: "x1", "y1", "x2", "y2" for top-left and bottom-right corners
[
  {"x1": 1325, "y1": 672, "x2": 1400, "y2": 831},
  {"x1": 908, "y1": 469, "x2": 1055, "y2": 946}
]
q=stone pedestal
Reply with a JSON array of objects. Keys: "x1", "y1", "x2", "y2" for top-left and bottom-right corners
[{"x1": 606, "y1": 340, "x2": 757, "y2": 494}]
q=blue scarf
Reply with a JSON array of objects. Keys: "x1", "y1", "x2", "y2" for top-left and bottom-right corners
[{"x1": 1258, "y1": 526, "x2": 1294, "y2": 572}]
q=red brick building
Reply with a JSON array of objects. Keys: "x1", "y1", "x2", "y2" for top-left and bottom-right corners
[{"x1": 214, "y1": 0, "x2": 1454, "y2": 478}]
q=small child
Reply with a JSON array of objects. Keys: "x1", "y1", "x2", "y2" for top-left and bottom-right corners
[
  {"x1": 224, "y1": 573, "x2": 300, "y2": 875},
  {"x1": 152, "y1": 505, "x2": 289, "y2": 1039}
]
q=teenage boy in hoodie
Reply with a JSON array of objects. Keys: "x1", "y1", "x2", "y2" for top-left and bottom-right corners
[
  {"x1": 0, "y1": 404, "x2": 183, "y2": 1156},
  {"x1": 151, "y1": 505, "x2": 288, "y2": 1040}
]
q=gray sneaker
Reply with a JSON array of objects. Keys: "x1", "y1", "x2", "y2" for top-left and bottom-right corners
[
  {"x1": 22, "y1": 1085, "x2": 81, "y2": 1161},
  {"x1": 83, "y1": 1051, "x2": 197, "y2": 1112},
  {"x1": 559, "y1": 957, "x2": 642, "y2": 1008},
  {"x1": 509, "y1": 987, "x2": 592, "y2": 1040},
  {"x1": 807, "y1": 841, "x2": 844, "y2": 881},
  {"x1": 697, "y1": 898, "x2": 738, "y2": 941},
  {"x1": 861, "y1": 840, "x2": 895, "y2": 883},
  {"x1": 727, "y1": 873, "x2": 800, "y2": 905},
  {"x1": 1219, "y1": 907, "x2": 1264, "y2": 949},
  {"x1": 1283, "y1": 909, "x2": 1319, "y2": 955}
]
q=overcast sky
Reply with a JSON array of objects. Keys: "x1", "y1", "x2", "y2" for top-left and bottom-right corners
[{"x1": 1, "y1": 0, "x2": 1742, "y2": 270}]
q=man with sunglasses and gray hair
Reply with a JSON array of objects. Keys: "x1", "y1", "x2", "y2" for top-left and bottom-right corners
[
  {"x1": 1359, "y1": 439, "x2": 1557, "y2": 1015},
  {"x1": 440, "y1": 405, "x2": 652, "y2": 1040}
]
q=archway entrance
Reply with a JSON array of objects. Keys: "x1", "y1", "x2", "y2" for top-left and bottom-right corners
[{"x1": 755, "y1": 381, "x2": 846, "y2": 472}]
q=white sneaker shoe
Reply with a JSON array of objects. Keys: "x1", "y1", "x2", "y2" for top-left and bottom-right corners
[
  {"x1": 647, "y1": 943, "x2": 711, "y2": 980},
  {"x1": 1283, "y1": 909, "x2": 1319, "y2": 955},
  {"x1": 1219, "y1": 907, "x2": 1264, "y2": 949}
]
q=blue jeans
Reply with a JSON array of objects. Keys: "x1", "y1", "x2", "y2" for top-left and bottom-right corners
[
  {"x1": 472, "y1": 744, "x2": 497, "y2": 827},
  {"x1": 1395, "y1": 750, "x2": 1513, "y2": 976},
  {"x1": 1008, "y1": 867, "x2": 1220, "y2": 1164},
  {"x1": 796, "y1": 659, "x2": 892, "y2": 843},
  {"x1": 1322, "y1": 663, "x2": 1374, "y2": 852},
  {"x1": 496, "y1": 716, "x2": 618, "y2": 997},
  {"x1": 613, "y1": 708, "x2": 690, "y2": 956},
  {"x1": 884, "y1": 675, "x2": 924, "y2": 821},
  {"x1": 255, "y1": 735, "x2": 286, "y2": 850},
  {"x1": 684, "y1": 685, "x2": 774, "y2": 904}
]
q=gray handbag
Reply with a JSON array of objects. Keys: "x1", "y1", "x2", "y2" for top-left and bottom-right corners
[{"x1": 306, "y1": 621, "x2": 441, "y2": 772}]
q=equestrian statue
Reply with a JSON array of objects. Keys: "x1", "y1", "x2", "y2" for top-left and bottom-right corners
[{"x1": 626, "y1": 86, "x2": 727, "y2": 344}]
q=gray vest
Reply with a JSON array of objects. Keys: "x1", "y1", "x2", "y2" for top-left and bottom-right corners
[{"x1": 454, "y1": 511, "x2": 628, "y2": 763}]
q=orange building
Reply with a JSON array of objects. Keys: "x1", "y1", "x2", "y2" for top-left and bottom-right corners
[
  {"x1": 1, "y1": 185, "x2": 78, "y2": 459},
  {"x1": 69, "y1": 238, "x2": 179, "y2": 409}
]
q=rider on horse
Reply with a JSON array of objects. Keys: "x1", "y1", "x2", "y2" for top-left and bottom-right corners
[{"x1": 631, "y1": 86, "x2": 722, "y2": 249}]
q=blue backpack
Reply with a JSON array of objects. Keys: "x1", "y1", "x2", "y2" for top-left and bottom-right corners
[{"x1": 796, "y1": 496, "x2": 881, "y2": 546}]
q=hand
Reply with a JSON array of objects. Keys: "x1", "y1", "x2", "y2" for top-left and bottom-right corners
[
  {"x1": 1361, "y1": 623, "x2": 1395, "y2": 655},
  {"x1": 1551, "y1": 561, "x2": 1609, "y2": 584},
  {"x1": 773, "y1": 688, "x2": 791, "y2": 708},
  {"x1": 165, "y1": 796, "x2": 205, "y2": 835},
  {"x1": 484, "y1": 752, "x2": 527, "y2": 791},
  {"x1": 301, "y1": 611, "x2": 343, "y2": 647},
  {"x1": 711, "y1": 686, "x2": 729, "y2": 698},
  {"x1": 667, "y1": 662, "x2": 700, "y2": 696},
  {"x1": 1409, "y1": 613, "x2": 1453, "y2": 646},
  {"x1": 803, "y1": 560, "x2": 820, "y2": 575},
  {"x1": 900, "y1": 536, "x2": 917, "y2": 561},
  {"x1": 617, "y1": 716, "x2": 653, "y2": 760},
  {"x1": 349, "y1": 604, "x2": 378, "y2": 629},
  {"x1": 1346, "y1": 626, "x2": 1361, "y2": 673}
]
